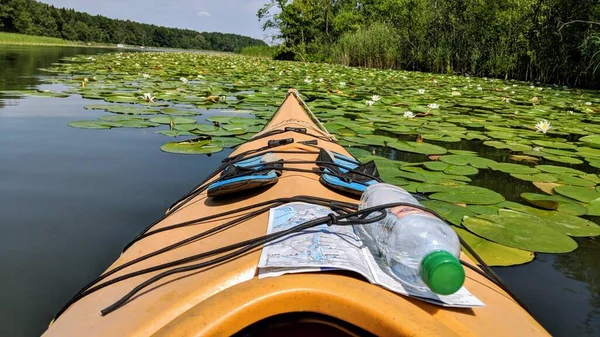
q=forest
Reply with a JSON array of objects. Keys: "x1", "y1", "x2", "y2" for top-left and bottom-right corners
[
  {"x1": 0, "y1": 0, "x2": 267, "y2": 52},
  {"x1": 258, "y1": 0, "x2": 600, "y2": 87}
]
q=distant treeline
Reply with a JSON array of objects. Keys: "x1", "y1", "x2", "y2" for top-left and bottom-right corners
[
  {"x1": 259, "y1": 0, "x2": 600, "y2": 87},
  {"x1": 0, "y1": 0, "x2": 266, "y2": 52}
]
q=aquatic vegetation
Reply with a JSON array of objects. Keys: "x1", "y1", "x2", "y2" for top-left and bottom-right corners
[
  {"x1": 16, "y1": 51, "x2": 600, "y2": 266},
  {"x1": 535, "y1": 120, "x2": 552, "y2": 134}
]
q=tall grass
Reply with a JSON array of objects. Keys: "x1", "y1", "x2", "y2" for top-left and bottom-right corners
[
  {"x1": 0, "y1": 32, "x2": 75, "y2": 46},
  {"x1": 239, "y1": 45, "x2": 278, "y2": 58},
  {"x1": 332, "y1": 23, "x2": 400, "y2": 69}
]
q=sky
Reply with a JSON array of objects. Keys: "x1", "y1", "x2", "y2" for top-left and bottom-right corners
[{"x1": 42, "y1": 0, "x2": 270, "y2": 41}]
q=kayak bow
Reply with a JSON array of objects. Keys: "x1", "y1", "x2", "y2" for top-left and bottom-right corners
[{"x1": 43, "y1": 89, "x2": 548, "y2": 337}]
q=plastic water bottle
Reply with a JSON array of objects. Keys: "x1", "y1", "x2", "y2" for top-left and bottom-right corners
[{"x1": 358, "y1": 183, "x2": 465, "y2": 295}]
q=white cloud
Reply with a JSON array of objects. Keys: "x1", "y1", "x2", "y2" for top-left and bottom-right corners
[{"x1": 197, "y1": 10, "x2": 212, "y2": 17}]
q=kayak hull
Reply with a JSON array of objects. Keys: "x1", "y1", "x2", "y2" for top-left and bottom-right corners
[{"x1": 43, "y1": 90, "x2": 549, "y2": 337}]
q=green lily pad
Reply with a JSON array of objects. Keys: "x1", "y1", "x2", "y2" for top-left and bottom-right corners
[
  {"x1": 160, "y1": 137, "x2": 223, "y2": 155},
  {"x1": 520, "y1": 192, "x2": 588, "y2": 216},
  {"x1": 535, "y1": 165, "x2": 585, "y2": 175},
  {"x1": 542, "y1": 155, "x2": 584, "y2": 164},
  {"x1": 531, "y1": 140, "x2": 578, "y2": 149},
  {"x1": 500, "y1": 203, "x2": 600, "y2": 237},
  {"x1": 84, "y1": 104, "x2": 159, "y2": 115},
  {"x1": 489, "y1": 163, "x2": 540, "y2": 174},
  {"x1": 587, "y1": 199, "x2": 600, "y2": 216},
  {"x1": 443, "y1": 165, "x2": 479, "y2": 176},
  {"x1": 423, "y1": 161, "x2": 450, "y2": 171},
  {"x1": 556, "y1": 175, "x2": 597, "y2": 187},
  {"x1": 579, "y1": 135, "x2": 600, "y2": 148},
  {"x1": 149, "y1": 116, "x2": 197, "y2": 125},
  {"x1": 160, "y1": 108, "x2": 202, "y2": 116},
  {"x1": 510, "y1": 173, "x2": 558, "y2": 183},
  {"x1": 388, "y1": 141, "x2": 448, "y2": 155},
  {"x1": 418, "y1": 185, "x2": 505, "y2": 205},
  {"x1": 421, "y1": 200, "x2": 475, "y2": 226},
  {"x1": 554, "y1": 186, "x2": 600, "y2": 203},
  {"x1": 156, "y1": 130, "x2": 196, "y2": 137},
  {"x1": 346, "y1": 147, "x2": 372, "y2": 159},
  {"x1": 462, "y1": 214, "x2": 577, "y2": 253},
  {"x1": 466, "y1": 204, "x2": 502, "y2": 215},
  {"x1": 439, "y1": 155, "x2": 471, "y2": 166},
  {"x1": 454, "y1": 227, "x2": 535, "y2": 267},
  {"x1": 211, "y1": 137, "x2": 245, "y2": 148},
  {"x1": 68, "y1": 120, "x2": 112, "y2": 129}
]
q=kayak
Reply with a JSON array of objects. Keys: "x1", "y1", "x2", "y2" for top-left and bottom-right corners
[{"x1": 43, "y1": 89, "x2": 549, "y2": 337}]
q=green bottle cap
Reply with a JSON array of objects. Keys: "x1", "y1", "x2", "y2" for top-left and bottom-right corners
[{"x1": 420, "y1": 251, "x2": 465, "y2": 295}]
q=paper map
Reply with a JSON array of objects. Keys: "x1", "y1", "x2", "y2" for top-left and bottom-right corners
[{"x1": 257, "y1": 202, "x2": 484, "y2": 308}]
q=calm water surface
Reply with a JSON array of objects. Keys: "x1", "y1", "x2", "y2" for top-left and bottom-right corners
[{"x1": 0, "y1": 45, "x2": 599, "y2": 337}]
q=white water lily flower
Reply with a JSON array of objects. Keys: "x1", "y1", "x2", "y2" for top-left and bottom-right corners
[
  {"x1": 278, "y1": 71, "x2": 283, "y2": 76},
  {"x1": 339, "y1": 81, "x2": 346, "y2": 86},
  {"x1": 476, "y1": 86, "x2": 482, "y2": 91},
  {"x1": 567, "y1": 110, "x2": 574, "y2": 114},
  {"x1": 535, "y1": 120, "x2": 552, "y2": 134},
  {"x1": 403, "y1": 111, "x2": 415, "y2": 119},
  {"x1": 428, "y1": 103, "x2": 440, "y2": 109},
  {"x1": 180, "y1": 77, "x2": 189, "y2": 84},
  {"x1": 532, "y1": 147, "x2": 542, "y2": 152},
  {"x1": 451, "y1": 87, "x2": 457, "y2": 90},
  {"x1": 142, "y1": 73, "x2": 150, "y2": 78},
  {"x1": 451, "y1": 91, "x2": 461, "y2": 96},
  {"x1": 513, "y1": 84, "x2": 518, "y2": 87},
  {"x1": 418, "y1": 89, "x2": 425, "y2": 94},
  {"x1": 432, "y1": 79, "x2": 438, "y2": 84},
  {"x1": 304, "y1": 78, "x2": 312, "y2": 84},
  {"x1": 502, "y1": 97, "x2": 511, "y2": 103},
  {"x1": 365, "y1": 100, "x2": 374, "y2": 107},
  {"x1": 319, "y1": 78, "x2": 324, "y2": 82},
  {"x1": 511, "y1": 91, "x2": 516, "y2": 94},
  {"x1": 83, "y1": 77, "x2": 89, "y2": 83},
  {"x1": 142, "y1": 93, "x2": 155, "y2": 103},
  {"x1": 585, "y1": 102, "x2": 592, "y2": 106},
  {"x1": 371, "y1": 95, "x2": 381, "y2": 102},
  {"x1": 503, "y1": 87, "x2": 510, "y2": 90}
]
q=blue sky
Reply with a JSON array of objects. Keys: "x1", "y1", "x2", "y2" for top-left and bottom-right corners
[{"x1": 42, "y1": 0, "x2": 269, "y2": 40}]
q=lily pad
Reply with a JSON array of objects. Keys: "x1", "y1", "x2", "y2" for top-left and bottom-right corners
[
  {"x1": 388, "y1": 141, "x2": 448, "y2": 155},
  {"x1": 149, "y1": 116, "x2": 197, "y2": 125},
  {"x1": 462, "y1": 214, "x2": 577, "y2": 253},
  {"x1": 421, "y1": 200, "x2": 475, "y2": 226},
  {"x1": 554, "y1": 186, "x2": 600, "y2": 203},
  {"x1": 160, "y1": 137, "x2": 223, "y2": 155},
  {"x1": 418, "y1": 185, "x2": 505, "y2": 205},
  {"x1": 500, "y1": 203, "x2": 600, "y2": 237},
  {"x1": 489, "y1": 163, "x2": 540, "y2": 174},
  {"x1": 454, "y1": 227, "x2": 535, "y2": 267},
  {"x1": 68, "y1": 120, "x2": 112, "y2": 129},
  {"x1": 579, "y1": 135, "x2": 600, "y2": 148},
  {"x1": 443, "y1": 165, "x2": 479, "y2": 176}
]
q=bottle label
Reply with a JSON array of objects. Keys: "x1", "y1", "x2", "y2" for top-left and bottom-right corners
[{"x1": 389, "y1": 206, "x2": 437, "y2": 221}]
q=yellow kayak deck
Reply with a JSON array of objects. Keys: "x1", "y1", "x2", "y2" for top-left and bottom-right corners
[{"x1": 43, "y1": 90, "x2": 549, "y2": 337}]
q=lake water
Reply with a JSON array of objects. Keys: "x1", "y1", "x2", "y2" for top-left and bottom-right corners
[{"x1": 0, "y1": 45, "x2": 598, "y2": 337}]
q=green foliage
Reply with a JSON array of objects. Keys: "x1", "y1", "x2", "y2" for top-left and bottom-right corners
[
  {"x1": 258, "y1": 0, "x2": 600, "y2": 87},
  {"x1": 0, "y1": 0, "x2": 266, "y2": 52},
  {"x1": 332, "y1": 23, "x2": 400, "y2": 68},
  {"x1": 239, "y1": 45, "x2": 278, "y2": 58},
  {"x1": 0, "y1": 31, "x2": 72, "y2": 45}
]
